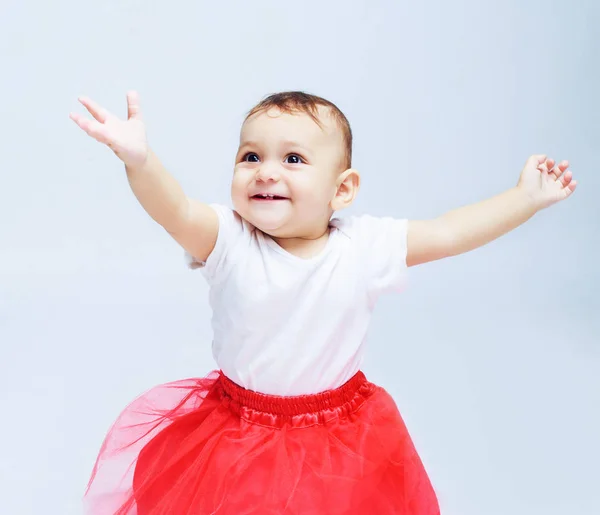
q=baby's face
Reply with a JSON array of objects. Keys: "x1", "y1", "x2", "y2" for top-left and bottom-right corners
[{"x1": 232, "y1": 107, "x2": 346, "y2": 238}]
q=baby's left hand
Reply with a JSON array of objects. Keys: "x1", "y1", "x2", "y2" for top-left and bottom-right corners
[{"x1": 517, "y1": 154, "x2": 577, "y2": 210}]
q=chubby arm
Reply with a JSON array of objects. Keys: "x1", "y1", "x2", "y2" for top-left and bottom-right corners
[
  {"x1": 126, "y1": 149, "x2": 219, "y2": 262},
  {"x1": 406, "y1": 155, "x2": 577, "y2": 267},
  {"x1": 407, "y1": 187, "x2": 536, "y2": 266},
  {"x1": 70, "y1": 92, "x2": 218, "y2": 263}
]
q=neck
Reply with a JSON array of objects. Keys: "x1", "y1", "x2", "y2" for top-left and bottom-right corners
[{"x1": 271, "y1": 224, "x2": 332, "y2": 259}]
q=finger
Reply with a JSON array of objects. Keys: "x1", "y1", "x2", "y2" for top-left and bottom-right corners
[
  {"x1": 559, "y1": 170, "x2": 573, "y2": 187},
  {"x1": 569, "y1": 180, "x2": 578, "y2": 193},
  {"x1": 78, "y1": 96, "x2": 110, "y2": 123},
  {"x1": 69, "y1": 112, "x2": 111, "y2": 144},
  {"x1": 69, "y1": 112, "x2": 88, "y2": 129},
  {"x1": 530, "y1": 154, "x2": 547, "y2": 166},
  {"x1": 539, "y1": 158, "x2": 554, "y2": 176},
  {"x1": 549, "y1": 160, "x2": 569, "y2": 181},
  {"x1": 546, "y1": 158, "x2": 560, "y2": 179},
  {"x1": 127, "y1": 91, "x2": 142, "y2": 121},
  {"x1": 560, "y1": 179, "x2": 577, "y2": 200}
]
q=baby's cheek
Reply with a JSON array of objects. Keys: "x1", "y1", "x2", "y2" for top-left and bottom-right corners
[
  {"x1": 230, "y1": 182, "x2": 249, "y2": 213},
  {"x1": 296, "y1": 174, "x2": 329, "y2": 198},
  {"x1": 300, "y1": 188, "x2": 335, "y2": 216},
  {"x1": 231, "y1": 173, "x2": 248, "y2": 195}
]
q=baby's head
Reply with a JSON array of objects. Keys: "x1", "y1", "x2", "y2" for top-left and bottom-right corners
[{"x1": 231, "y1": 91, "x2": 359, "y2": 239}]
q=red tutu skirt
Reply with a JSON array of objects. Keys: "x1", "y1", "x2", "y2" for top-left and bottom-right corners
[{"x1": 84, "y1": 370, "x2": 440, "y2": 514}]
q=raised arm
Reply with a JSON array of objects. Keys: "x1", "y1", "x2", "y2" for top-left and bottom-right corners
[
  {"x1": 406, "y1": 154, "x2": 577, "y2": 267},
  {"x1": 70, "y1": 91, "x2": 218, "y2": 262}
]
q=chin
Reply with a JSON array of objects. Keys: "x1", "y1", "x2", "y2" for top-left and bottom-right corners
[
  {"x1": 249, "y1": 214, "x2": 289, "y2": 234},
  {"x1": 234, "y1": 200, "x2": 290, "y2": 233}
]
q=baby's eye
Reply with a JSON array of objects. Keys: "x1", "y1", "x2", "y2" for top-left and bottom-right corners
[
  {"x1": 285, "y1": 154, "x2": 304, "y2": 164},
  {"x1": 243, "y1": 153, "x2": 260, "y2": 163}
]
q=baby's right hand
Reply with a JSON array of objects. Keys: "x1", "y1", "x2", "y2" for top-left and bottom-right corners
[{"x1": 70, "y1": 91, "x2": 148, "y2": 169}]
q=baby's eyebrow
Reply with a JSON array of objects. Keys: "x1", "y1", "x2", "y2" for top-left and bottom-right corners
[
  {"x1": 237, "y1": 141, "x2": 257, "y2": 152},
  {"x1": 238, "y1": 140, "x2": 313, "y2": 155},
  {"x1": 279, "y1": 140, "x2": 311, "y2": 152}
]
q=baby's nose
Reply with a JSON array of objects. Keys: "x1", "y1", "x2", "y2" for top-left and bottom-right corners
[{"x1": 256, "y1": 164, "x2": 281, "y2": 182}]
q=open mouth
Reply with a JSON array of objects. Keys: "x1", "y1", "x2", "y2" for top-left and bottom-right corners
[{"x1": 251, "y1": 194, "x2": 289, "y2": 201}]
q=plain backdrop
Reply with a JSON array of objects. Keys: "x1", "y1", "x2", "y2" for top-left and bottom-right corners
[{"x1": 1, "y1": 1, "x2": 598, "y2": 514}]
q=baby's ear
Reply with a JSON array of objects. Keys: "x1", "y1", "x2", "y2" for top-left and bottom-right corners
[{"x1": 331, "y1": 168, "x2": 360, "y2": 211}]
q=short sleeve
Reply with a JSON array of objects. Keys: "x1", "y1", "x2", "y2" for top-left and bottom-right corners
[
  {"x1": 338, "y1": 214, "x2": 409, "y2": 296},
  {"x1": 184, "y1": 204, "x2": 246, "y2": 283}
]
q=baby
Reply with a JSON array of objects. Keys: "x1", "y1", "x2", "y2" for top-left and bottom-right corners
[{"x1": 71, "y1": 90, "x2": 576, "y2": 515}]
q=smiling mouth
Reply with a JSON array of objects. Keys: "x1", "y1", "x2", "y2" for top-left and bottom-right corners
[{"x1": 251, "y1": 194, "x2": 289, "y2": 201}]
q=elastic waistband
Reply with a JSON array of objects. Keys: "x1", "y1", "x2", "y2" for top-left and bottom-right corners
[{"x1": 218, "y1": 370, "x2": 371, "y2": 417}]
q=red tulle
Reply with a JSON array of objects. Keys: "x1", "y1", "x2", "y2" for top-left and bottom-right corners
[{"x1": 84, "y1": 370, "x2": 440, "y2": 514}]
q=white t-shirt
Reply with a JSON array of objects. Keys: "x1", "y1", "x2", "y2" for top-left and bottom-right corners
[{"x1": 187, "y1": 204, "x2": 408, "y2": 396}]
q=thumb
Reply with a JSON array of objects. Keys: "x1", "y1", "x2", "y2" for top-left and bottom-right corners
[
  {"x1": 127, "y1": 90, "x2": 142, "y2": 121},
  {"x1": 529, "y1": 154, "x2": 547, "y2": 166}
]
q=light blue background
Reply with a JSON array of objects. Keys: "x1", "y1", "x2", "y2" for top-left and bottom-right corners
[{"x1": 1, "y1": 1, "x2": 598, "y2": 513}]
